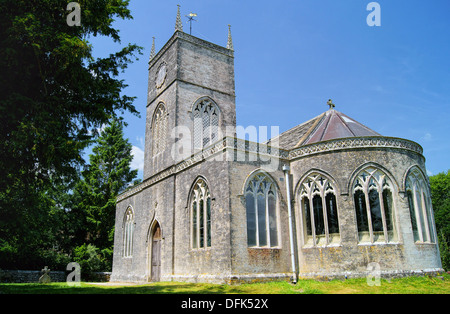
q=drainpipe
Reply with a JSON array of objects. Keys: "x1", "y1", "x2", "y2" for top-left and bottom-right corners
[{"x1": 282, "y1": 164, "x2": 297, "y2": 284}]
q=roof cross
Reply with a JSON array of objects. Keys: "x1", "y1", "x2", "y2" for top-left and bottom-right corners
[{"x1": 327, "y1": 99, "x2": 335, "y2": 109}]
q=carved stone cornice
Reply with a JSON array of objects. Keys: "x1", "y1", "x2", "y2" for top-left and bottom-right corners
[
  {"x1": 289, "y1": 136, "x2": 423, "y2": 160},
  {"x1": 117, "y1": 136, "x2": 423, "y2": 202}
]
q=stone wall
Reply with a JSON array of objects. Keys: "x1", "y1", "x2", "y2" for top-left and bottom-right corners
[
  {"x1": 113, "y1": 29, "x2": 237, "y2": 284},
  {"x1": 228, "y1": 160, "x2": 293, "y2": 280},
  {"x1": 144, "y1": 31, "x2": 236, "y2": 180},
  {"x1": 112, "y1": 179, "x2": 171, "y2": 282},
  {"x1": 112, "y1": 134, "x2": 443, "y2": 284},
  {"x1": 0, "y1": 270, "x2": 66, "y2": 283},
  {"x1": 0, "y1": 270, "x2": 111, "y2": 283},
  {"x1": 289, "y1": 145, "x2": 442, "y2": 278}
]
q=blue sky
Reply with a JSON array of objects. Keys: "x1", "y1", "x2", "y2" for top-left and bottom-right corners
[{"x1": 88, "y1": 0, "x2": 450, "y2": 180}]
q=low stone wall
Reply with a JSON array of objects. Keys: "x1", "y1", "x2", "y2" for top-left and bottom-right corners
[
  {"x1": 0, "y1": 270, "x2": 66, "y2": 283},
  {"x1": 85, "y1": 272, "x2": 111, "y2": 283},
  {"x1": 0, "y1": 269, "x2": 111, "y2": 283}
]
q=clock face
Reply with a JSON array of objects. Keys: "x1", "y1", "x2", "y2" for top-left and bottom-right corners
[{"x1": 156, "y1": 63, "x2": 167, "y2": 89}]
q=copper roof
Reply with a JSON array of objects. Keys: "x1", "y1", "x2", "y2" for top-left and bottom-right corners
[{"x1": 273, "y1": 108, "x2": 380, "y2": 150}]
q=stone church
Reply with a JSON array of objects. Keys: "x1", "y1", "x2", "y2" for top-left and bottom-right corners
[{"x1": 111, "y1": 7, "x2": 443, "y2": 283}]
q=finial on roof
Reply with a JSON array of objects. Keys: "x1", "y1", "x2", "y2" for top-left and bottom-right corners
[
  {"x1": 149, "y1": 37, "x2": 156, "y2": 61},
  {"x1": 175, "y1": 4, "x2": 183, "y2": 32},
  {"x1": 227, "y1": 24, "x2": 234, "y2": 51},
  {"x1": 327, "y1": 99, "x2": 335, "y2": 110}
]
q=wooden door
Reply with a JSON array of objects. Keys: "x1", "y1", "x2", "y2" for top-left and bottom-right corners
[{"x1": 151, "y1": 224, "x2": 161, "y2": 282}]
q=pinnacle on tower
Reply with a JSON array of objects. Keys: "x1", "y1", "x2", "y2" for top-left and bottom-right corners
[
  {"x1": 175, "y1": 4, "x2": 183, "y2": 32},
  {"x1": 149, "y1": 37, "x2": 156, "y2": 62},
  {"x1": 227, "y1": 24, "x2": 234, "y2": 51}
]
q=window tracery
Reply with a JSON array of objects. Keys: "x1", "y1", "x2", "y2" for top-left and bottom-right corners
[
  {"x1": 193, "y1": 98, "x2": 219, "y2": 150},
  {"x1": 191, "y1": 178, "x2": 211, "y2": 249},
  {"x1": 352, "y1": 167, "x2": 397, "y2": 243},
  {"x1": 406, "y1": 167, "x2": 435, "y2": 243},
  {"x1": 245, "y1": 172, "x2": 278, "y2": 248},
  {"x1": 123, "y1": 207, "x2": 134, "y2": 257},
  {"x1": 152, "y1": 103, "x2": 168, "y2": 156},
  {"x1": 299, "y1": 173, "x2": 340, "y2": 246}
]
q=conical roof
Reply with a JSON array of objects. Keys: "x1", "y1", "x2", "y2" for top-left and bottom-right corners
[
  {"x1": 273, "y1": 108, "x2": 380, "y2": 150},
  {"x1": 302, "y1": 109, "x2": 380, "y2": 145}
]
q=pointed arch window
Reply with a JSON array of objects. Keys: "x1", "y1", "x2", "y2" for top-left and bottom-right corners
[
  {"x1": 245, "y1": 172, "x2": 278, "y2": 248},
  {"x1": 352, "y1": 167, "x2": 397, "y2": 243},
  {"x1": 123, "y1": 207, "x2": 134, "y2": 257},
  {"x1": 193, "y1": 98, "x2": 220, "y2": 150},
  {"x1": 191, "y1": 179, "x2": 211, "y2": 249},
  {"x1": 299, "y1": 173, "x2": 340, "y2": 246},
  {"x1": 406, "y1": 167, "x2": 435, "y2": 243},
  {"x1": 152, "y1": 103, "x2": 168, "y2": 156}
]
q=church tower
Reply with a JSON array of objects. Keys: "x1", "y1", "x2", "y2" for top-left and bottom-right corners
[{"x1": 144, "y1": 7, "x2": 236, "y2": 179}]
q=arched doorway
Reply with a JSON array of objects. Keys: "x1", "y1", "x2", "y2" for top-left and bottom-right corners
[{"x1": 149, "y1": 222, "x2": 161, "y2": 282}]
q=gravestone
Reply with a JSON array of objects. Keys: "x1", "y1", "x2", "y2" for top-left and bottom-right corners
[{"x1": 39, "y1": 266, "x2": 51, "y2": 284}]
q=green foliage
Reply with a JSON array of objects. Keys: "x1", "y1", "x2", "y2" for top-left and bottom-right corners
[
  {"x1": 70, "y1": 118, "x2": 138, "y2": 270},
  {"x1": 0, "y1": 241, "x2": 17, "y2": 268},
  {"x1": 429, "y1": 170, "x2": 450, "y2": 271},
  {"x1": 0, "y1": 0, "x2": 141, "y2": 270},
  {"x1": 438, "y1": 231, "x2": 450, "y2": 271},
  {"x1": 73, "y1": 244, "x2": 104, "y2": 274}
]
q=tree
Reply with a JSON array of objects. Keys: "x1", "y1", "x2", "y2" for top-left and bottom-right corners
[
  {"x1": 71, "y1": 118, "x2": 138, "y2": 269},
  {"x1": 429, "y1": 170, "x2": 450, "y2": 271},
  {"x1": 0, "y1": 0, "x2": 141, "y2": 268}
]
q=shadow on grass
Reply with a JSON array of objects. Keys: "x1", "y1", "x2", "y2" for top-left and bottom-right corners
[
  {"x1": 0, "y1": 282, "x2": 236, "y2": 294},
  {"x1": 1, "y1": 274, "x2": 449, "y2": 294}
]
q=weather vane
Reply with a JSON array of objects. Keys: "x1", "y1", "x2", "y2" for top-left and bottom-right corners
[{"x1": 186, "y1": 12, "x2": 197, "y2": 35}]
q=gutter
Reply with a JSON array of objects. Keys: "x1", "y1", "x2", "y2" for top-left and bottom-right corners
[{"x1": 282, "y1": 164, "x2": 298, "y2": 284}]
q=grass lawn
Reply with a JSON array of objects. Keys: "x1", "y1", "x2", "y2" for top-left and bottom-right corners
[{"x1": 1, "y1": 273, "x2": 449, "y2": 294}]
